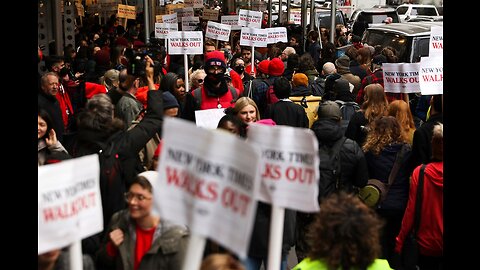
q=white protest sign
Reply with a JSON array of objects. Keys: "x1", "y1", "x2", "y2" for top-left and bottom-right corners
[
  {"x1": 155, "y1": 23, "x2": 179, "y2": 39},
  {"x1": 240, "y1": 27, "x2": 268, "y2": 47},
  {"x1": 238, "y1": 9, "x2": 263, "y2": 28},
  {"x1": 206, "y1": 21, "x2": 232, "y2": 42},
  {"x1": 168, "y1": 31, "x2": 204, "y2": 55},
  {"x1": 202, "y1": 8, "x2": 219, "y2": 21},
  {"x1": 221, "y1": 15, "x2": 242, "y2": 30},
  {"x1": 429, "y1": 26, "x2": 443, "y2": 57},
  {"x1": 184, "y1": 0, "x2": 203, "y2": 8},
  {"x1": 154, "y1": 117, "x2": 260, "y2": 258},
  {"x1": 419, "y1": 56, "x2": 443, "y2": 95},
  {"x1": 117, "y1": 4, "x2": 136, "y2": 19},
  {"x1": 382, "y1": 63, "x2": 421, "y2": 93},
  {"x1": 161, "y1": 12, "x2": 178, "y2": 23},
  {"x1": 195, "y1": 108, "x2": 226, "y2": 129},
  {"x1": 38, "y1": 154, "x2": 103, "y2": 254},
  {"x1": 182, "y1": 17, "x2": 200, "y2": 31},
  {"x1": 248, "y1": 124, "x2": 320, "y2": 212},
  {"x1": 267, "y1": 27, "x2": 288, "y2": 43},
  {"x1": 174, "y1": 7, "x2": 194, "y2": 18},
  {"x1": 290, "y1": 10, "x2": 302, "y2": 25}
]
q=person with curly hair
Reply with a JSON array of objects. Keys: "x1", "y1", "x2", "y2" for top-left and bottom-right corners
[
  {"x1": 293, "y1": 192, "x2": 392, "y2": 270},
  {"x1": 345, "y1": 83, "x2": 388, "y2": 147},
  {"x1": 201, "y1": 254, "x2": 246, "y2": 270},
  {"x1": 362, "y1": 116, "x2": 414, "y2": 267},
  {"x1": 387, "y1": 100, "x2": 416, "y2": 144}
]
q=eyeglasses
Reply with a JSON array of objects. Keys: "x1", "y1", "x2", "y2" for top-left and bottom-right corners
[
  {"x1": 197, "y1": 79, "x2": 204, "y2": 84},
  {"x1": 124, "y1": 192, "x2": 152, "y2": 203}
]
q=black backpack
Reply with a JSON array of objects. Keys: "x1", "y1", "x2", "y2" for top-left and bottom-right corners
[
  {"x1": 308, "y1": 76, "x2": 326, "y2": 97},
  {"x1": 335, "y1": 100, "x2": 360, "y2": 133},
  {"x1": 318, "y1": 136, "x2": 347, "y2": 201}
]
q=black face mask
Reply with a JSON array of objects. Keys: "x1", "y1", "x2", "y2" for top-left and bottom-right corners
[
  {"x1": 233, "y1": 66, "x2": 244, "y2": 75},
  {"x1": 205, "y1": 72, "x2": 225, "y2": 85},
  {"x1": 59, "y1": 67, "x2": 69, "y2": 77}
]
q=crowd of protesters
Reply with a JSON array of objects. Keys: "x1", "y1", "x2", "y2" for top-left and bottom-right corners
[{"x1": 38, "y1": 8, "x2": 443, "y2": 270}]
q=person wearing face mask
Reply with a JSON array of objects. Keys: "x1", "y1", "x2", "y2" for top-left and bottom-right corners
[
  {"x1": 231, "y1": 57, "x2": 253, "y2": 86},
  {"x1": 188, "y1": 51, "x2": 240, "y2": 117}
]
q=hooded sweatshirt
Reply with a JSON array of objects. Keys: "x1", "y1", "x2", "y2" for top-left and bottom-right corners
[{"x1": 395, "y1": 162, "x2": 443, "y2": 257}]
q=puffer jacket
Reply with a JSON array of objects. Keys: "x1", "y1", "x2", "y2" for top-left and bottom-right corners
[
  {"x1": 311, "y1": 119, "x2": 369, "y2": 193},
  {"x1": 97, "y1": 210, "x2": 189, "y2": 270}
]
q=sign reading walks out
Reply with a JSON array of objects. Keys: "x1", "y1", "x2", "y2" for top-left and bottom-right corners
[
  {"x1": 154, "y1": 118, "x2": 260, "y2": 258},
  {"x1": 240, "y1": 27, "x2": 268, "y2": 47},
  {"x1": 205, "y1": 21, "x2": 232, "y2": 42},
  {"x1": 248, "y1": 124, "x2": 320, "y2": 212},
  {"x1": 238, "y1": 9, "x2": 263, "y2": 28},
  {"x1": 168, "y1": 31, "x2": 203, "y2": 55},
  {"x1": 419, "y1": 56, "x2": 443, "y2": 95},
  {"x1": 155, "y1": 23, "x2": 179, "y2": 39},
  {"x1": 382, "y1": 63, "x2": 421, "y2": 93},
  {"x1": 267, "y1": 27, "x2": 288, "y2": 43},
  {"x1": 221, "y1": 15, "x2": 242, "y2": 30},
  {"x1": 429, "y1": 26, "x2": 443, "y2": 57},
  {"x1": 38, "y1": 154, "x2": 103, "y2": 254}
]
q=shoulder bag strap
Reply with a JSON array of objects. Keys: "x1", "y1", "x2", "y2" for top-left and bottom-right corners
[
  {"x1": 413, "y1": 164, "x2": 426, "y2": 236},
  {"x1": 386, "y1": 144, "x2": 408, "y2": 186}
]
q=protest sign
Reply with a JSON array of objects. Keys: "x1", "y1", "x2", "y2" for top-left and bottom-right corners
[
  {"x1": 382, "y1": 63, "x2": 421, "y2": 93},
  {"x1": 240, "y1": 27, "x2": 268, "y2": 47},
  {"x1": 168, "y1": 31, "x2": 204, "y2": 55},
  {"x1": 238, "y1": 9, "x2": 263, "y2": 28},
  {"x1": 419, "y1": 56, "x2": 443, "y2": 95},
  {"x1": 206, "y1": 21, "x2": 232, "y2": 42},
  {"x1": 267, "y1": 27, "x2": 288, "y2": 43},
  {"x1": 154, "y1": 23, "x2": 179, "y2": 39}
]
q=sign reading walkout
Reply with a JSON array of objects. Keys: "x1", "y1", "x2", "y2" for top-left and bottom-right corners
[
  {"x1": 38, "y1": 155, "x2": 103, "y2": 254},
  {"x1": 221, "y1": 15, "x2": 242, "y2": 30},
  {"x1": 267, "y1": 27, "x2": 288, "y2": 43},
  {"x1": 382, "y1": 63, "x2": 421, "y2": 93},
  {"x1": 155, "y1": 23, "x2": 179, "y2": 39},
  {"x1": 117, "y1": 4, "x2": 136, "y2": 19},
  {"x1": 240, "y1": 27, "x2": 268, "y2": 47},
  {"x1": 154, "y1": 118, "x2": 260, "y2": 258},
  {"x1": 168, "y1": 31, "x2": 204, "y2": 55},
  {"x1": 429, "y1": 26, "x2": 443, "y2": 57},
  {"x1": 206, "y1": 21, "x2": 232, "y2": 42},
  {"x1": 238, "y1": 9, "x2": 263, "y2": 28},
  {"x1": 248, "y1": 124, "x2": 320, "y2": 212},
  {"x1": 419, "y1": 57, "x2": 443, "y2": 95}
]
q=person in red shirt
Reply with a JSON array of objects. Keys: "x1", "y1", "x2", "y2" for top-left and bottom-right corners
[
  {"x1": 395, "y1": 123, "x2": 443, "y2": 269},
  {"x1": 97, "y1": 171, "x2": 189, "y2": 270}
]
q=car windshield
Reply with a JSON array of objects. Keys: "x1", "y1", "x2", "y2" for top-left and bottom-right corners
[
  {"x1": 364, "y1": 12, "x2": 400, "y2": 24},
  {"x1": 414, "y1": 7, "x2": 437, "y2": 16},
  {"x1": 316, "y1": 12, "x2": 344, "y2": 28},
  {"x1": 396, "y1": 7, "x2": 408, "y2": 14},
  {"x1": 363, "y1": 31, "x2": 408, "y2": 61}
]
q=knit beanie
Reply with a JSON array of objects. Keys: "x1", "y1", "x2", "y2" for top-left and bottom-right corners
[
  {"x1": 204, "y1": 50, "x2": 227, "y2": 70},
  {"x1": 257, "y1": 59, "x2": 270, "y2": 75},
  {"x1": 292, "y1": 73, "x2": 309, "y2": 87},
  {"x1": 163, "y1": 91, "x2": 180, "y2": 110},
  {"x1": 268, "y1": 58, "x2": 285, "y2": 76},
  {"x1": 317, "y1": 101, "x2": 342, "y2": 121}
]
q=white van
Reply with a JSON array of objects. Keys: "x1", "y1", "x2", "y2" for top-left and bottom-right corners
[{"x1": 396, "y1": 4, "x2": 439, "y2": 22}]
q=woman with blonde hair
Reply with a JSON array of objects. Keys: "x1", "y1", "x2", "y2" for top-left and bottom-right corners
[
  {"x1": 346, "y1": 83, "x2": 388, "y2": 147},
  {"x1": 387, "y1": 100, "x2": 416, "y2": 144},
  {"x1": 232, "y1": 97, "x2": 261, "y2": 125}
]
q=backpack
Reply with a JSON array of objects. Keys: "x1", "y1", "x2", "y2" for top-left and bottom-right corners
[
  {"x1": 308, "y1": 76, "x2": 326, "y2": 97},
  {"x1": 335, "y1": 100, "x2": 360, "y2": 133},
  {"x1": 318, "y1": 136, "x2": 347, "y2": 201},
  {"x1": 289, "y1": 95, "x2": 322, "y2": 128}
]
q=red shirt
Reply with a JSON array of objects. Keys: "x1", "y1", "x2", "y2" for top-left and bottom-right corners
[{"x1": 134, "y1": 225, "x2": 156, "y2": 270}]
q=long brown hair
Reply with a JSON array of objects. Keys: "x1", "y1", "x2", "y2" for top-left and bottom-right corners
[
  {"x1": 362, "y1": 116, "x2": 404, "y2": 155},
  {"x1": 362, "y1": 84, "x2": 388, "y2": 124},
  {"x1": 307, "y1": 192, "x2": 383, "y2": 269},
  {"x1": 387, "y1": 100, "x2": 416, "y2": 143}
]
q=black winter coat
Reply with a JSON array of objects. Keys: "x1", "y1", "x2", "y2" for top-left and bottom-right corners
[
  {"x1": 411, "y1": 113, "x2": 443, "y2": 167},
  {"x1": 311, "y1": 119, "x2": 369, "y2": 194}
]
